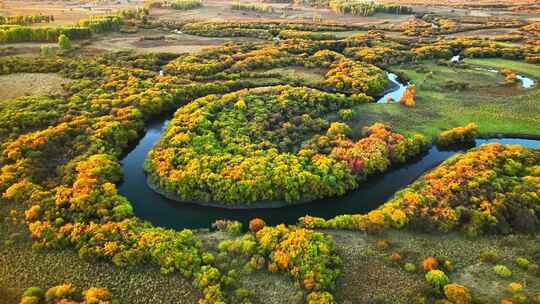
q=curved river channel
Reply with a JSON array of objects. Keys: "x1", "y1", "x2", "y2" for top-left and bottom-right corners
[{"x1": 118, "y1": 73, "x2": 540, "y2": 230}]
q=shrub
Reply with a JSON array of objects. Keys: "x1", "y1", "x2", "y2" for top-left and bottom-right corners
[
  {"x1": 425, "y1": 270, "x2": 449, "y2": 290},
  {"x1": 22, "y1": 287, "x2": 44, "y2": 299},
  {"x1": 437, "y1": 123, "x2": 478, "y2": 147},
  {"x1": 528, "y1": 264, "x2": 540, "y2": 276},
  {"x1": 248, "y1": 218, "x2": 266, "y2": 233},
  {"x1": 501, "y1": 69, "x2": 517, "y2": 85},
  {"x1": 390, "y1": 251, "x2": 402, "y2": 263},
  {"x1": 58, "y1": 34, "x2": 72, "y2": 50},
  {"x1": 375, "y1": 240, "x2": 390, "y2": 251},
  {"x1": 480, "y1": 250, "x2": 500, "y2": 264},
  {"x1": 443, "y1": 284, "x2": 471, "y2": 304},
  {"x1": 327, "y1": 122, "x2": 352, "y2": 137},
  {"x1": 404, "y1": 263, "x2": 416, "y2": 273},
  {"x1": 338, "y1": 108, "x2": 354, "y2": 120},
  {"x1": 83, "y1": 287, "x2": 112, "y2": 303},
  {"x1": 493, "y1": 265, "x2": 512, "y2": 278},
  {"x1": 165, "y1": 0, "x2": 203, "y2": 10},
  {"x1": 512, "y1": 294, "x2": 527, "y2": 303},
  {"x1": 212, "y1": 220, "x2": 243, "y2": 235},
  {"x1": 507, "y1": 282, "x2": 523, "y2": 293},
  {"x1": 45, "y1": 284, "x2": 76, "y2": 302},
  {"x1": 399, "y1": 84, "x2": 416, "y2": 107},
  {"x1": 306, "y1": 291, "x2": 335, "y2": 304},
  {"x1": 20, "y1": 296, "x2": 40, "y2": 304},
  {"x1": 422, "y1": 256, "x2": 439, "y2": 272},
  {"x1": 515, "y1": 257, "x2": 530, "y2": 270},
  {"x1": 40, "y1": 45, "x2": 51, "y2": 57},
  {"x1": 443, "y1": 260, "x2": 454, "y2": 272}
]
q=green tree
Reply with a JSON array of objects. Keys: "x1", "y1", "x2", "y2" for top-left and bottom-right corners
[
  {"x1": 58, "y1": 34, "x2": 71, "y2": 50},
  {"x1": 40, "y1": 45, "x2": 51, "y2": 57}
]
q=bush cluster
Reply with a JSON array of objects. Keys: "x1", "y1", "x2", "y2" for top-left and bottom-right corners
[
  {"x1": 20, "y1": 284, "x2": 118, "y2": 304},
  {"x1": 437, "y1": 123, "x2": 479, "y2": 147}
]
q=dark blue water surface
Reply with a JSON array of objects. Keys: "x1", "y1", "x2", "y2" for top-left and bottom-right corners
[{"x1": 117, "y1": 116, "x2": 540, "y2": 230}]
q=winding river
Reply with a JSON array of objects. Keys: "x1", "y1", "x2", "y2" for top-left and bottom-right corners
[
  {"x1": 118, "y1": 116, "x2": 540, "y2": 230},
  {"x1": 117, "y1": 72, "x2": 539, "y2": 231}
]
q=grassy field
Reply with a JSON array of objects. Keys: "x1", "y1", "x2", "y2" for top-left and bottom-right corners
[
  {"x1": 0, "y1": 73, "x2": 70, "y2": 100},
  {"x1": 264, "y1": 67, "x2": 326, "y2": 84},
  {"x1": 351, "y1": 59, "x2": 540, "y2": 139},
  {"x1": 465, "y1": 58, "x2": 540, "y2": 78},
  {"x1": 331, "y1": 229, "x2": 540, "y2": 303}
]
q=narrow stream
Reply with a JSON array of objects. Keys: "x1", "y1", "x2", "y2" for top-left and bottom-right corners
[
  {"x1": 376, "y1": 72, "x2": 408, "y2": 103},
  {"x1": 117, "y1": 116, "x2": 540, "y2": 230}
]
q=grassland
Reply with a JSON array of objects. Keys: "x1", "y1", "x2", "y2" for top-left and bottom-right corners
[
  {"x1": 0, "y1": 73, "x2": 70, "y2": 100},
  {"x1": 352, "y1": 59, "x2": 540, "y2": 139},
  {"x1": 331, "y1": 229, "x2": 540, "y2": 303}
]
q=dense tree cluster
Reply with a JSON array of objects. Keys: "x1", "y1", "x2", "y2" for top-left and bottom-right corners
[
  {"x1": 263, "y1": 0, "x2": 412, "y2": 16},
  {"x1": 156, "y1": 0, "x2": 204, "y2": 10},
  {"x1": 0, "y1": 25, "x2": 91, "y2": 43},
  {"x1": 176, "y1": 22, "x2": 540, "y2": 66},
  {"x1": 0, "y1": 14, "x2": 128, "y2": 44},
  {"x1": 344, "y1": 46, "x2": 409, "y2": 65},
  {"x1": 76, "y1": 16, "x2": 123, "y2": 34},
  {"x1": 399, "y1": 14, "x2": 525, "y2": 37},
  {"x1": 328, "y1": 0, "x2": 413, "y2": 17},
  {"x1": 300, "y1": 144, "x2": 540, "y2": 235},
  {"x1": 164, "y1": 43, "x2": 389, "y2": 97},
  {"x1": 145, "y1": 86, "x2": 362, "y2": 204},
  {"x1": 145, "y1": 85, "x2": 426, "y2": 205},
  {"x1": 0, "y1": 15, "x2": 54, "y2": 26},
  {"x1": 181, "y1": 21, "x2": 363, "y2": 39},
  {"x1": 231, "y1": 3, "x2": 275, "y2": 13},
  {"x1": 278, "y1": 29, "x2": 338, "y2": 41},
  {"x1": 256, "y1": 225, "x2": 341, "y2": 302}
]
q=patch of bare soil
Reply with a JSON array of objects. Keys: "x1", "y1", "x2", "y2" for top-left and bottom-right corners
[{"x1": 0, "y1": 73, "x2": 70, "y2": 100}]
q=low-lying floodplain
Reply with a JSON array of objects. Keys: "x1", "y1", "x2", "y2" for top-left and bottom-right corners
[{"x1": 1, "y1": 1, "x2": 540, "y2": 303}]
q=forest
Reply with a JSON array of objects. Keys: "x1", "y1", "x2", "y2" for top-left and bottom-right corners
[{"x1": 0, "y1": 2, "x2": 539, "y2": 304}]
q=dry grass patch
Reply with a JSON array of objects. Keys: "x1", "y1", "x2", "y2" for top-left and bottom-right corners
[{"x1": 0, "y1": 73, "x2": 70, "y2": 100}]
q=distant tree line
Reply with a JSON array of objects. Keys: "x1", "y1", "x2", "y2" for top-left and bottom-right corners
[
  {"x1": 0, "y1": 16, "x2": 122, "y2": 43},
  {"x1": 0, "y1": 15, "x2": 54, "y2": 25}
]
